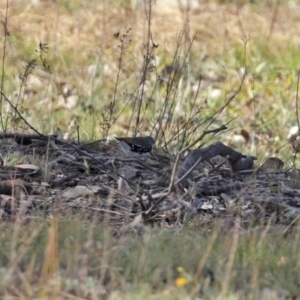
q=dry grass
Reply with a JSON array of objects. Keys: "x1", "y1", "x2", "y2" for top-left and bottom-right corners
[
  {"x1": 0, "y1": 217, "x2": 300, "y2": 299},
  {"x1": 1, "y1": 0, "x2": 299, "y2": 156}
]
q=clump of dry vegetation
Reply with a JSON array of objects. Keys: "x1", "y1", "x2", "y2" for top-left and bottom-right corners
[
  {"x1": 0, "y1": 0, "x2": 300, "y2": 299},
  {"x1": 1, "y1": 0, "x2": 299, "y2": 154}
]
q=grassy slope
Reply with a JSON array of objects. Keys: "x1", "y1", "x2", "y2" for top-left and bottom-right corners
[
  {"x1": 1, "y1": 1, "x2": 299, "y2": 155},
  {"x1": 1, "y1": 218, "x2": 300, "y2": 299},
  {"x1": 0, "y1": 0, "x2": 300, "y2": 299}
]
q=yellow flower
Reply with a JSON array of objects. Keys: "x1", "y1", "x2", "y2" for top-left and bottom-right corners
[{"x1": 175, "y1": 277, "x2": 188, "y2": 287}]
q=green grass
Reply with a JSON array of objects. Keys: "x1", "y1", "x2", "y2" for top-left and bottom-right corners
[
  {"x1": 2, "y1": 0, "x2": 299, "y2": 151},
  {"x1": 0, "y1": 217, "x2": 299, "y2": 299}
]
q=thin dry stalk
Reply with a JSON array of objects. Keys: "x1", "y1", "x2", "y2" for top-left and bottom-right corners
[
  {"x1": 39, "y1": 218, "x2": 59, "y2": 287},
  {"x1": 267, "y1": 0, "x2": 281, "y2": 43},
  {"x1": 190, "y1": 221, "x2": 221, "y2": 296},
  {"x1": 220, "y1": 218, "x2": 240, "y2": 297},
  {"x1": 0, "y1": 0, "x2": 9, "y2": 131}
]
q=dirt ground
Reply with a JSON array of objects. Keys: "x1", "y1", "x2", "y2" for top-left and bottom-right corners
[{"x1": 0, "y1": 133, "x2": 298, "y2": 232}]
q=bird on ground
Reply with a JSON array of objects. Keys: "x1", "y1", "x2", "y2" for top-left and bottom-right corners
[{"x1": 115, "y1": 136, "x2": 155, "y2": 158}]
